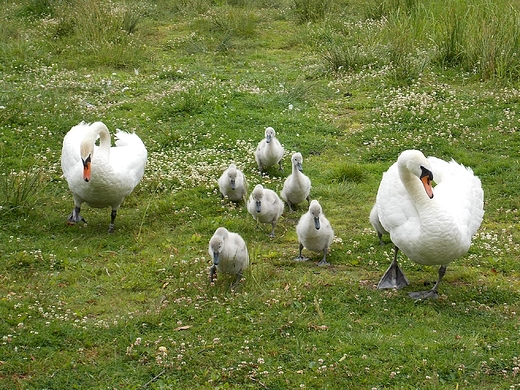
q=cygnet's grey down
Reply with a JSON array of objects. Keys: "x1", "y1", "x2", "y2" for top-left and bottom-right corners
[
  {"x1": 369, "y1": 203, "x2": 388, "y2": 245},
  {"x1": 208, "y1": 227, "x2": 249, "y2": 287},
  {"x1": 218, "y1": 163, "x2": 247, "y2": 203},
  {"x1": 247, "y1": 184, "x2": 284, "y2": 237},
  {"x1": 296, "y1": 200, "x2": 334, "y2": 266},
  {"x1": 255, "y1": 126, "x2": 284, "y2": 175},
  {"x1": 280, "y1": 152, "x2": 311, "y2": 211}
]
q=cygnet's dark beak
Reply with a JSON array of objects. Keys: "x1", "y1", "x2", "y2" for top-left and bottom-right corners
[
  {"x1": 213, "y1": 251, "x2": 220, "y2": 266},
  {"x1": 314, "y1": 217, "x2": 321, "y2": 230}
]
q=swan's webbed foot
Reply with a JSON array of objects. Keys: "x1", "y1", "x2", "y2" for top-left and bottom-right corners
[
  {"x1": 317, "y1": 250, "x2": 330, "y2": 266},
  {"x1": 408, "y1": 265, "x2": 447, "y2": 300},
  {"x1": 67, "y1": 206, "x2": 86, "y2": 225},
  {"x1": 294, "y1": 244, "x2": 307, "y2": 261},
  {"x1": 317, "y1": 258, "x2": 330, "y2": 267},
  {"x1": 377, "y1": 248, "x2": 409, "y2": 289},
  {"x1": 408, "y1": 290, "x2": 439, "y2": 300}
]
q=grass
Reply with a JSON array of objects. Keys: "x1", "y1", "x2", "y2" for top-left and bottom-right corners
[{"x1": 1, "y1": 0, "x2": 520, "y2": 388}]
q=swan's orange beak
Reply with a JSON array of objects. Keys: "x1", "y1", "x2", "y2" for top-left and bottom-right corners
[
  {"x1": 420, "y1": 167, "x2": 434, "y2": 199},
  {"x1": 82, "y1": 155, "x2": 91, "y2": 182}
]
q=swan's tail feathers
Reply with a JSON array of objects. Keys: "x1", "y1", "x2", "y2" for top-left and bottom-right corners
[
  {"x1": 114, "y1": 130, "x2": 145, "y2": 148},
  {"x1": 377, "y1": 252, "x2": 410, "y2": 290}
]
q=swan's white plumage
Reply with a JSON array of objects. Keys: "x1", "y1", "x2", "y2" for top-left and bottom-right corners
[
  {"x1": 296, "y1": 200, "x2": 334, "y2": 266},
  {"x1": 61, "y1": 121, "x2": 147, "y2": 232},
  {"x1": 218, "y1": 163, "x2": 247, "y2": 202},
  {"x1": 280, "y1": 152, "x2": 311, "y2": 211},
  {"x1": 255, "y1": 126, "x2": 284, "y2": 174},
  {"x1": 247, "y1": 184, "x2": 284, "y2": 237},
  {"x1": 208, "y1": 227, "x2": 249, "y2": 286},
  {"x1": 374, "y1": 149, "x2": 484, "y2": 297}
]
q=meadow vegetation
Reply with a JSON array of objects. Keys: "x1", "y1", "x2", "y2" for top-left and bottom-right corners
[{"x1": 1, "y1": 0, "x2": 520, "y2": 388}]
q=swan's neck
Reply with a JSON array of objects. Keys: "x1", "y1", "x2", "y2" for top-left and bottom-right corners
[
  {"x1": 81, "y1": 122, "x2": 111, "y2": 160},
  {"x1": 399, "y1": 165, "x2": 432, "y2": 210}
]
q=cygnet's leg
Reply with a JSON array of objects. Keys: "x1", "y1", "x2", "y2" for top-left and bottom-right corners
[
  {"x1": 231, "y1": 271, "x2": 243, "y2": 290},
  {"x1": 278, "y1": 161, "x2": 283, "y2": 171},
  {"x1": 377, "y1": 246, "x2": 409, "y2": 289},
  {"x1": 317, "y1": 248, "x2": 330, "y2": 267},
  {"x1": 294, "y1": 243, "x2": 308, "y2": 261},
  {"x1": 377, "y1": 232, "x2": 384, "y2": 246},
  {"x1": 287, "y1": 201, "x2": 294, "y2": 212},
  {"x1": 408, "y1": 265, "x2": 447, "y2": 300},
  {"x1": 209, "y1": 265, "x2": 217, "y2": 283},
  {"x1": 269, "y1": 221, "x2": 277, "y2": 237},
  {"x1": 108, "y1": 209, "x2": 118, "y2": 233},
  {"x1": 68, "y1": 206, "x2": 86, "y2": 225}
]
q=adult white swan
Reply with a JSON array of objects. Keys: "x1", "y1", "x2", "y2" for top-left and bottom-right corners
[
  {"x1": 373, "y1": 149, "x2": 484, "y2": 299},
  {"x1": 61, "y1": 121, "x2": 147, "y2": 233}
]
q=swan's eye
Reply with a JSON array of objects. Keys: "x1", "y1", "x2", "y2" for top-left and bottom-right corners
[
  {"x1": 82, "y1": 155, "x2": 92, "y2": 168},
  {"x1": 420, "y1": 166, "x2": 433, "y2": 182}
]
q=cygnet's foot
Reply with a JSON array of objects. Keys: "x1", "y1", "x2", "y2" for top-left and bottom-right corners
[
  {"x1": 317, "y1": 259, "x2": 330, "y2": 267},
  {"x1": 230, "y1": 274, "x2": 243, "y2": 291},
  {"x1": 408, "y1": 290, "x2": 439, "y2": 300},
  {"x1": 108, "y1": 223, "x2": 115, "y2": 233},
  {"x1": 294, "y1": 256, "x2": 309, "y2": 262}
]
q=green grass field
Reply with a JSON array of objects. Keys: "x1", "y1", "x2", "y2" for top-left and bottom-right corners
[{"x1": 1, "y1": 0, "x2": 520, "y2": 388}]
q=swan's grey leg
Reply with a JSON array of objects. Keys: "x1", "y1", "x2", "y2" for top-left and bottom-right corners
[
  {"x1": 377, "y1": 246, "x2": 409, "y2": 289},
  {"x1": 408, "y1": 265, "x2": 447, "y2": 300},
  {"x1": 294, "y1": 243, "x2": 308, "y2": 261},
  {"x1": 317, "y1": 248, "x2": 330, "y2": 267},
  {"x1": 108, "y1": 209, "x2": 117, "y2": 233},
  {"x1": 377, "y1": 232, "x2": 384, "y2": 246},
  {"x1": 68, "y1": 206, "x2": 86, "y2": 225},
  {"x1": 287, "y1": 201, "x2": 294, "y2": 212}
]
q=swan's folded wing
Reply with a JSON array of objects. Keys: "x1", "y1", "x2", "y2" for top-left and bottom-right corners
[
  {"x1": 429, "y1": 157, "x2": 484, "y2": 237},
  {"x1": 111, "y1": 130, "x2": 148, "y2": 187}
]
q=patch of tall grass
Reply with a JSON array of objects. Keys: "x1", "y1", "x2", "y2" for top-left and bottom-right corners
[
  {"x1": 312, "y1": 0, "x2": 520, "y2": 82},
  {"x1": 291, "y1": 0, "x2": 336, "y2": 24},
  {"x1": 2, "y1": 0, "x2": 149, "y2": 70},
  {"x1": 0, "y1": 165, "x2": 49, "y2": 216}
]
